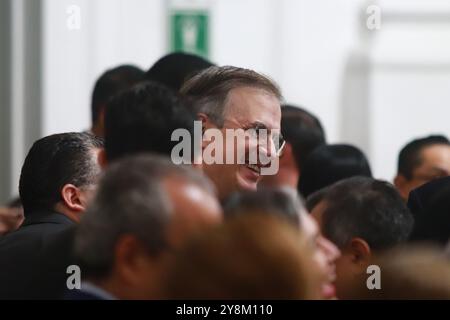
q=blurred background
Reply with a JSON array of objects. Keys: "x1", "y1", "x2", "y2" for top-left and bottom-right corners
[{"x1": 1, "y1": 0, "x2": 450, "y2": 203}]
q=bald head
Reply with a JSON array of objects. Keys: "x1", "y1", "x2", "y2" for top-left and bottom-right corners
[{"x1": 74, "y1": 155, "x2": 222, "y2": 299}]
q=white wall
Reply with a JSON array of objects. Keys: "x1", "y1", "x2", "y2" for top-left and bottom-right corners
[
  {"x1": 366, "y1": 0, "x2": 450, "y2": 179},
  {"x1": 42, "y1": 0, "x2": 166, "y2": 136}
]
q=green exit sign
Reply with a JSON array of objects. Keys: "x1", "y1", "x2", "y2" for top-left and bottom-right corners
[{"x1": 170, "y1": 11, "x2": 209, "y2": 59}]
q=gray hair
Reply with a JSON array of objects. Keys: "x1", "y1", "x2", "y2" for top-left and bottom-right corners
[
  {"x1": 74, "y1": 154, "x2": 215, "y2": 279},
  {"x1": 180, "y1": 66, "x2": 282, "y2": 126}
]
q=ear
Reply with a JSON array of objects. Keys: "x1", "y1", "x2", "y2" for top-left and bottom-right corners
[
  {"x1": 348, "y1": 237, "x2": 371, "y2": 265},
  {"x1": 114, "y1": 235, "x2": 152, "y2": 286},
  {"x1": 60, "y1": 184, "x2": 86, "y2": 213},
  {"x1": 394, "y1": 174, "x2": 409, "y2": 200},
  {"x1": 98, "y1": 148, "x2": 108, "y2": 169},
  {"x1": 198, "y1": 113, "x2": 217, "y2": 150}
]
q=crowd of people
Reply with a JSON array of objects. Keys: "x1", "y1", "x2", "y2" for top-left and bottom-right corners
[{"x1": 1, "y1": 52, "x2": 450, "y2": 300}]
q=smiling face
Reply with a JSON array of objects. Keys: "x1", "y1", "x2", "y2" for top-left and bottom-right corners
[{"x1": 201, "y1": 86, "x2": 282, "y2": 200}]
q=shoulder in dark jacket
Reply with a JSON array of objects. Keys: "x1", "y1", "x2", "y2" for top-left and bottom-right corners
[{"x1": 0, "y1": 210, "x2": 76, "y2": 299}]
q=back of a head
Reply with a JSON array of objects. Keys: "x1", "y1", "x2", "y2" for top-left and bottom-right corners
[
  {"x1": 223, "y1": 188, "x2": 303, "y2": 227},
  {"x1": 281, "y1": 104, "x2": 326, "y2": 170},
  {"x1": 19, "y1": 132, "x2": 103, "y2": 215},
  {"x1": 180, "y1": 65, "x2": 282, "y2": 125},
  {"x1": 298, "y1": 144, "x2": 372, "y2": 198},
  {"x1": 305, "y1": 186, "x2": 329, "y2": 212},
  {"x1": 319, "y1": 177, "x2": 413, "y2": 250},
  {"x1": 353, "y1": 246, "x2": 450, "y2": 299},
  {"x1": 165, "y1": 213, "x2": 321, "y2": 299},
  {"x1": 91, "y1": 65, "x2": 145, "y2": 128},
  {"x1": 146, "y1": 52, "x2": 215, "y2": 92},
  {"x1": 74, "y1": 154, "x2": 213, "y2": 279},
  {"x1": 104, "y1": 81, "x2": 196, "y2": 163},
  {"x1": 397, "y1": 135, "x2": 450, "y2": 179},
  {"x1": 410, "y1": 184, "x2": 450, "y2": 246}
]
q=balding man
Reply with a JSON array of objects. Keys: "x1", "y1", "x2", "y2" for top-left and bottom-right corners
[
  {"x1": 181, "y1": 66, "x2": 285, "y2": 201},
  {"x1": 68, "y1": 155, "x2": 222, "y2": 300}
]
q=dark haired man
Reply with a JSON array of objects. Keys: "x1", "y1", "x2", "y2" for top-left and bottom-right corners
[
  {"x1": 394, "y1": 135, "x2": 450, "y2": 201},
  {"x1": 307, "y1": 177, "x2": 413, "y2": 299},
  {"x1": 224, "y1": 188, "x2": 340, "y2": 299},
  {"x1": 0, "y1": 198, "x2": 24, "y2": 236},
  {"x1": 91, "y1": 65, "x2": 145, "y2": 137},
  {"x1": 69, "y1": 155, "x2": 222, "y2": 299},
  {"x1": 0, "y1": 132, "x2": 103, "y2": 299}
]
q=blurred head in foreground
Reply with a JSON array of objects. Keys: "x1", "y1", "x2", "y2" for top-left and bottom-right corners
[
  {"x1": 91, "y1": 65, "x2": 145, "y2": 138},
  {"x1": 74, "y1": 155, "x2": 222, "y2": 299},
  {"x1": 146, "y1": 52, "x2": 215, "y2": 92},
  {"x1": 165, "y1": 213, "x2": 324, "y2": 299},
  {"x1": 223, "y1": 188, "x2": 340, "y2": 299}
]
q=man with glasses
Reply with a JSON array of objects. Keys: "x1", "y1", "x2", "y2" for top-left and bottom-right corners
[{"x1": 181, "y1": 66, "x2": 284, "y2": 201}]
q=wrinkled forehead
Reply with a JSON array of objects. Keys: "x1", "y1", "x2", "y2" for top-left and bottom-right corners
[{"x1": 223, "y1": 86, "x2": 281, "y2": 130}]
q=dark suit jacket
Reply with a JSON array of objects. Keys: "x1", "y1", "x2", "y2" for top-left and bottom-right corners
[
  {"x1": 0, "y1": 210, "x2": 76, "y2": 299},
  {"x1": 407, "y1": 176, "x2": 450, "y2": 219}
]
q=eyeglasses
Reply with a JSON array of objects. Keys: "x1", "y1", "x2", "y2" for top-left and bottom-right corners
[{"x1": 222, "y1": 119, "x2": 286, "y2": 157}]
